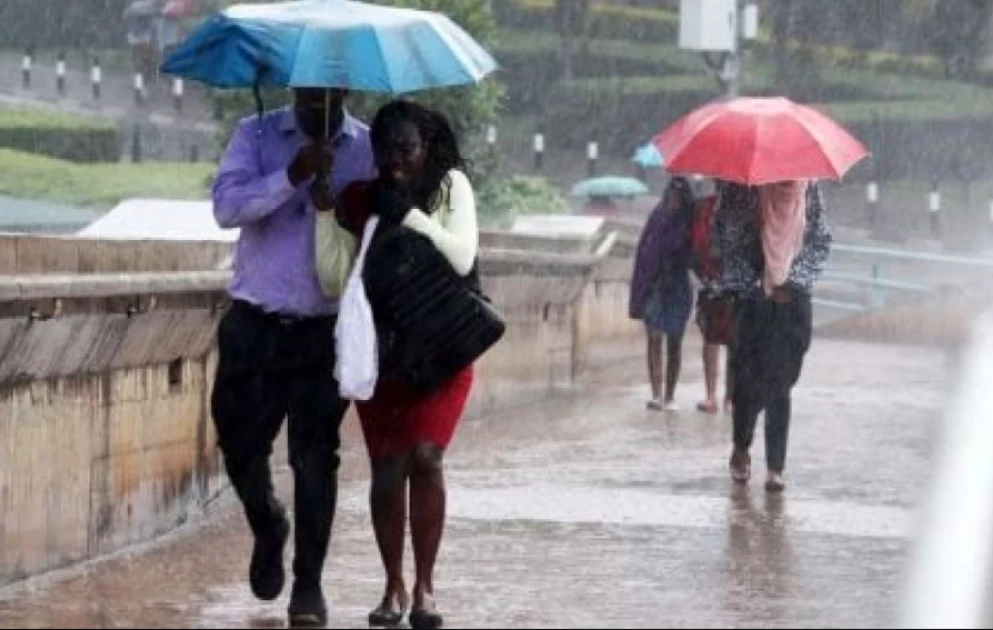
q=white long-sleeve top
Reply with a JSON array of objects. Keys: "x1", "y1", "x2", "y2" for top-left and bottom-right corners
[{"x1": 401, "y1": 169, "x2": 479, "y2": 277}]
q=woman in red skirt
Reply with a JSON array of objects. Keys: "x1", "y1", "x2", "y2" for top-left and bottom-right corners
[{"x1": 337, "y1": 100, "x2": 479, "y2": 630}]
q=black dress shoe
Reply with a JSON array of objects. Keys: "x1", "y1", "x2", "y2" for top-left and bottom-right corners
[
  {"x1": 288, "y1": 584, "x2": 328, "y2": 628},
  {"x1": 409, "y1": 608, "x2": 443, "y2": 630},
  {"x1": 249, "y1": 509, "x2": 290, "y2": 601}
]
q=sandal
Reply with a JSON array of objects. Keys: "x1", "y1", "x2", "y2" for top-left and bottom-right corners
[
  {"x1": 368, "y1": 591, "x2": 410, "y2": 627},
  {"x1": 696, "y1": 400, "x2": 719, "y2": 414}
]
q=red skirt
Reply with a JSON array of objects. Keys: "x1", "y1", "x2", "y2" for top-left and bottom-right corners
[{"x1": 356, "y1": 366, "x2": 474, "y2": 460}]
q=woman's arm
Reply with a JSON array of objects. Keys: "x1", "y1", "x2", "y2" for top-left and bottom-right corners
[{"x1": 401, "y1": 170, "x2": 479, "y2": 277}]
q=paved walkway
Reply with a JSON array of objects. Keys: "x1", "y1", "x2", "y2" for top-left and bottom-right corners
[{"x1": 0, "y1": 337, "x2": 950, "y2": 628}]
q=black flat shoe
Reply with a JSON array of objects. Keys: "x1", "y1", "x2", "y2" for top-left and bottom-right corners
[
  {"x1": 409, "y1": 608, "x2": 444, "y2": 630},
  {"x1": 368, "y1": 591, "x2": 409, "y2": 627}
]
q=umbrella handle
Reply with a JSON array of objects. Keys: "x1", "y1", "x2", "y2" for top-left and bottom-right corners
[{"x1": 252, "y1": 82, "x2": 264, "y2": 125}]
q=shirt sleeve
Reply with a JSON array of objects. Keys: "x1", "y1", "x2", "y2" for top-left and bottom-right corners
[
  {"x1": 401, "y1": 170, "x2": 479, "y2": 277},
  {"x1": 212, "y1": 119, "x2": 299, "y2": 229}
]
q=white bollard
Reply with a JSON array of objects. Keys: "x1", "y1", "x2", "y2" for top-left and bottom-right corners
[
  {"x1": 587, "y1": 141, "x2": 599, "y2": 176},
  {"x1": 173, "y1": 77, "x2": 184, "y2": 112},
  {"x1": 91, "y1": 63, "x2": 102, "y2": 100},
  {"x1": 21, "y1": 53, "x2": 32, "y2": 89},
  {"x1": 134, "y1": 73, "x2": 146, "y2": 105},
  {"x1": 533, "y1": 133, "x2": 545, "y2": 171}
]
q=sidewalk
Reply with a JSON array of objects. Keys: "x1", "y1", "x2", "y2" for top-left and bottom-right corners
[{"x1": 0, "y1": 337, "x2": 948, "y2": 629}]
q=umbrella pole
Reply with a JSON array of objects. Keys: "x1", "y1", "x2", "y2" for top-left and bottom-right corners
[
  {"x1": 321, "y1": 90, "x2": 331, "y2": 209},
  {"x1": 324, "y1": 89, "x2": 330, "y2": 145}
]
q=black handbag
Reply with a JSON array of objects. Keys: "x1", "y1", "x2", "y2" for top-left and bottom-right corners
[{"x1": 362, "y1": 223, "x2": 505, "y2": 392}]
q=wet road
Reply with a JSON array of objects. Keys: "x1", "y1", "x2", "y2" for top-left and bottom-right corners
[{"x1": 0, "y1": 338, "x2": 951, "y2": 629}]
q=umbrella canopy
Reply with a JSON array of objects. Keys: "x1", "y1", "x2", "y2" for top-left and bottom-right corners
[
  {"x1": 653, "y1": 97, "x2": 870, "y2": 186},
  {"x1": 631, "y1": 143, "x2": 664, "y2": 169},
  {"x1": 163, "y1": 0, "x2": 199, "y2": 19},
  {"x1": 161, "y1": 0, "x2": 498, "y2": 93},
  {"x1": 124, "y1": 0, "x2": 161, "y2": 18},
  {"x1": 571, "y1": 176, "x2": 651, "y2": 199}
]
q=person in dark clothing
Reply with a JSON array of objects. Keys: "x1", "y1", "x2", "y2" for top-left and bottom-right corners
[
  {"x1": 711, "y1": 180, "x2": 832, "y2": 492},
  {"x1": 210, "y1": 88, "x2": 374, "y2": 627}
]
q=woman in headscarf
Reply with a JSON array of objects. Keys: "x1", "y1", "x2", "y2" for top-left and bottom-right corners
[
  {"x1": 629, "y1": 176, "x2": 696, "y2": 411},
  {"x1": 711, "y1": 179, "x2": 832, "y2": 492}
]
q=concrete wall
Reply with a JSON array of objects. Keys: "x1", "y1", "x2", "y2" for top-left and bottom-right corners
[
  {"x1": 0, "y1": 232, "x2": 639, "y2": 586},
  {"x1": 0, "y1": 235, "x2": 232, "y2": 275},
  {"x1": 0, "y1": 275, "x2": 229, "y2": 585}
]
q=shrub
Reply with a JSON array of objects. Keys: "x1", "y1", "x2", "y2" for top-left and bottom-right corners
[
  {"x1": 477, "y1": 174, "x2": 568, "y2": 226},
  {"x1": 0, "y1": 107, "x2": 120, "y2": 163}
]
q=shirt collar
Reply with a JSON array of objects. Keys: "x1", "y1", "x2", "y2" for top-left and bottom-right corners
[{"x1": 279, "y1": 107, "x2": 359, "y2": 142}]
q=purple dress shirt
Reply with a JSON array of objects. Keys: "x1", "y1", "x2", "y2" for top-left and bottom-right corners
[{"x1": 213, "y1": 107, "x2": 375, "y2": 317}]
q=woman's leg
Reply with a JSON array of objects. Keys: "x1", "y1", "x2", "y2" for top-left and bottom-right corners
[
  {"x1": 646, "y1": 328, "x2": 664, "y2": 407},
  {"x1": 664, "y1": 333, "x2": 684, "y2": 404},
  {"x1": 699, "y1": 342, "x2": 721, "y2": 413},
  {"x1": 369, "y1": 456, "x2": 411, "y2": 623},
  {"x1": 409, "y1": 443, "x2": 447, "y2": 618}
]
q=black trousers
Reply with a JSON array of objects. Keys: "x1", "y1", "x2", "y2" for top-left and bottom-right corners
[
  {"x1": 731, "y1": 289, "x2": 813, "y2": 473},
  {"x1": 211, "y1": 301, "x2": 348, "y2": 590}
]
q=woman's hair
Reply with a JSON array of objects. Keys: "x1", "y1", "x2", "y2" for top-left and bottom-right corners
[
  {"x1": 664, "y1": 175, "x2": 695, "y2": 226},
  {"x1": 370, "y1": 100, "x2": 469, "y2": 212}
]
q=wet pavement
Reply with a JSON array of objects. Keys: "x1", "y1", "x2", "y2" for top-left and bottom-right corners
[{"x1": 0, "y1": 337, "x2": 952, "y2": 629}]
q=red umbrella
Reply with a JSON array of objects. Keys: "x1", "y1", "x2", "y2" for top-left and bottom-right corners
[{"x1": 653, "y1": 97, "x2": 869, "y2": 186}]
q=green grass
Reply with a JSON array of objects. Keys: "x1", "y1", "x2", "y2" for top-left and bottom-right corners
[
  {"x1": 0, "y1": 149, "x2": 214, "y2": 210},
  {"x1": 0, "y1": 105, "x2": 115, "y2": 131}
]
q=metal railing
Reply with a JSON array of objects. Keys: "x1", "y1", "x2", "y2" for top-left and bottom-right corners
[
  {"x1": 899, "y1": 310, "x2": 993, "y2": 628},
  {"x1": 815, "y1": 243, "x2": 993, "y2": 314}
]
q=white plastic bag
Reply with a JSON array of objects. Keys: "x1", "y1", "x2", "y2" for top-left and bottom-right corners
[{"x1": 334, "y1": 216, "x2": 380, "y2": 401}]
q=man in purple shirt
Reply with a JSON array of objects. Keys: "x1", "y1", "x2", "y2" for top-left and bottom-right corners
[{"x1": 210, "y1": 88, "x2": 374, "y2": 627}]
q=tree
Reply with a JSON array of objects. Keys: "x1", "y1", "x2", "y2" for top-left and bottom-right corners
[
  {"x1": 555, "y1": 0, "x2": 591, "y2": 81},
  {"x1": 931, "y1": 0, "x2": 993, "y2": 79}
]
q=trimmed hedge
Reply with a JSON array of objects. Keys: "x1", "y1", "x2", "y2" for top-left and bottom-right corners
[
  {"x1": 493, "y1": 0, "x2": 970, "y2": 84},
  {"x1": 494, "y1": 28, "x2": 701, "y2": 112},
  {"x1": 544, "y1": 76, "x2": 720, "y2": 155},
  {"x1": 0, "y1": 107, "x2": 121, "y2": 163},
  {"x1": 493, "y1": 0, "x2": 679, "y2": 44},
  {"x1": 542, "y1": 73, "x2": 993, "y2": 183}
]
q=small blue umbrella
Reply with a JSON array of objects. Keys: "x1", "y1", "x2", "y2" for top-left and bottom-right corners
[
  {"x1": 570, "y1": 176, "x2": 652, "y2": 199},
  {"x1": 161, "y1": 0, "x2": 499, "y2": 93},
  {"x1": 631, "y1": 143, "x2": 664, "y2": 169}
]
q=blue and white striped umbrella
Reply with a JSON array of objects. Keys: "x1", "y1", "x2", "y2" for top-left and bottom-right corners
[{"x1": 161, "y1": 0, "x2": 498, "y2": 93}]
